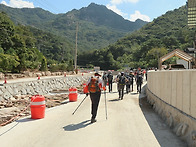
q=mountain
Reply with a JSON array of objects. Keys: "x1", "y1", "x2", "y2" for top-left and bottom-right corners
[
  {"x1": 0, "y1": 3, "x2": 148, "y2": 51},
  {"x1": 0, "y1": 4, "x2": 57, "y2": 26},
  {"x1": 75, "y1": 3, "x2": 146, "y2": 32},
  {"x1": 78, "y1": 5, "x2": 194, "y2": 70}
]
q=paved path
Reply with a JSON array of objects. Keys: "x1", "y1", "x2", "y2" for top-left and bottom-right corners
[{"x1": 0, "y1": 81, "x2": 187, "y2": 147}]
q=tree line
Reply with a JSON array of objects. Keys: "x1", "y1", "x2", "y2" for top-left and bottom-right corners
[{"x1": 0, "y1": 12, "x2": 74, "y2": 73}]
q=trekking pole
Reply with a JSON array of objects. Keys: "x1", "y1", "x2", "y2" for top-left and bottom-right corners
[
  {"x1": 72, "y1": 94, "x2": 88, "y2": 115},
  {"x1": 104, "y1": 90, "x2": 108, "y2": 120}
]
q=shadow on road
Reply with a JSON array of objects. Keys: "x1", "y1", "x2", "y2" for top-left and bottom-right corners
[
  {"x1": 16, "y1": 117, "x2": 37, "y2": 123},
  {"x1": 63, "y1": 120, "x2": 91, "y2": 131},
  {"x1": 139, "y1": 85, "x2": 187, "y2": 147}
]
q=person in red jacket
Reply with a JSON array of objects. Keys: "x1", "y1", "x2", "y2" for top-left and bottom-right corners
[{"x1": 86, "y1": 72, "x2": 106, "y2": 123}]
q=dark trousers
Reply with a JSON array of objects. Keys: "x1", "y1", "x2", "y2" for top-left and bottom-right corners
[
  {"x1": 108, "y1": 81, "x2": 112, "y2": 92},
  {"x1": 137, "y1": 82, "x2": 142, "y2": 93},
  {"x1": 126, "y1": 84, "x2": 130, "y2": 93},
  {"x1": 131, "y1": 82, "x2": 133, "y2": 91},
  {"x1": 90, "y1": 92, "x2": 101, "y2": 119},
  {"x1": 118, "y1": 84, "x2": 125, "y2": 99}
]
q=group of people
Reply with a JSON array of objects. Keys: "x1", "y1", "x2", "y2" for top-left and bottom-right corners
[
  {"x1": 85, "y1": 68, "x2": 146, "y2": 123},
  {"x1": 102, "y1": 68, "x2": 146, "y2": 100}
]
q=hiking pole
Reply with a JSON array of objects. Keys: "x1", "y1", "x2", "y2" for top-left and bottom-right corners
[
  {"x1": 72, "y1": 94, "x2": 88, "y2": 115},
  {"x1": 104, "y1": 90, "x2": 108, "y2": 120}
]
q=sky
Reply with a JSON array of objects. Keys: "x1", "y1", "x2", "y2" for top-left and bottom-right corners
[{"x1": 0, "y1": 0, "x2": 187, "y2": 22}]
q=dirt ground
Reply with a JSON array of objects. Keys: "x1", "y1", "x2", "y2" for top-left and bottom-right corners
[{"x1": 0, "y1": 85, "x2": 83, "y2": 126}]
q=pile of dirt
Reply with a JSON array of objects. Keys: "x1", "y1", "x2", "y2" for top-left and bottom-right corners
[
  {"x1": 0, "y1": 85, "x2": 84, "y2": 126},
  {"x1": 0, "y1": 94, "x2": 69, "y2": 126}
]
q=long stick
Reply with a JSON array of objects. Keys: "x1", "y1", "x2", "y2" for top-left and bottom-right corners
[
  {"x1": 104, "y1": 91, "x2": 108, "y2": 120},
  {"x1": 72, "y1": 94, "x2": 88, "y2": 115}
]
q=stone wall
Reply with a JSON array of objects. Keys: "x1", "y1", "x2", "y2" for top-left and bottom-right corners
[
  {"x1": 147, "y1": 70, "x2": 196, "y2": 146},
  {"x1": 0, "y1": 75, "x2": 90, "y2": 101}
]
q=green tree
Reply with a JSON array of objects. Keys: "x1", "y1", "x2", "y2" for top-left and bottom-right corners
[
  {"x1": 0, "y1": 53, "x2": 19, "y2": 72},
  {"x1": 146, "y1": 47, "x2": 168, "y2": 67},
  {"x1": 39, "y1": 56, "x2": 48, "y2": 71}
]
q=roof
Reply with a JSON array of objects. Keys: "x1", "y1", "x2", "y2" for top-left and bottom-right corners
[{"x1": 160, "y1": 49, "x2": 195, "y2": 63}]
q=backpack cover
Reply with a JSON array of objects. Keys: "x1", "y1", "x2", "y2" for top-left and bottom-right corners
[
  {"x1": 102, "y1": 74, "x2": 107, "y2": 81},
  {"x1": 119, "y1": 75, "x2": 126, "y2": 85},
  {"x1": 137, "y1": 74, "x2": 143, "y2": 83},
  {"x1": 107, "y1": 73, "x2": 113, "y2": 81},
  {"x1": 88, "y1": 77, "x2": 100, "y2": 93}
]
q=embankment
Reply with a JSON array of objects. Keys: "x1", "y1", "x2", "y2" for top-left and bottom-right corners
[{"x1": 0, "y1": 74, "x2": 90, "y2": 101}]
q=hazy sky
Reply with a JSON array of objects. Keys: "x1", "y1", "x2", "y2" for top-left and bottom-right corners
[{"x1": 0, "y1": 0, "x2": 187, "y2": 22}]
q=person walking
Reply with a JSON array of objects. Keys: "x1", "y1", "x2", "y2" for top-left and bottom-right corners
[
  {"x1": 117, "y1": 72, "x2": 126, "y2": 100},
  {"x1": 116, "y1": 72, "x2": 121, "y2": 92},
  {"x1": 130, "y1": 71, "x2": 134, "y2": 92},
  {"x1": 136, "y1": 68, "x2": 143, "y2": 93},
  {"x1": 125, "y1": 73, "x2": 131, "y2": 94},
  {"x1": 87, "y1": 72, "x2": 106, "y2": 123},
  {"x1": 102, "y1": 72, "x2": 108, "y2": 87},
  {"x1": 107, "y1": 71, "x2": 113, "y2": 92}
]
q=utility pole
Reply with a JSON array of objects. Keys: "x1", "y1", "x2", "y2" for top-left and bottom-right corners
[{"x1": 74, "y1": 22, "x2": 78, "y2": 73}]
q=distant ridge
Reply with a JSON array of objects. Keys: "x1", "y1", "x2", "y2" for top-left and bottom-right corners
[{"x1": 0, "y1": 3, "x2": 148, "y2": 50}]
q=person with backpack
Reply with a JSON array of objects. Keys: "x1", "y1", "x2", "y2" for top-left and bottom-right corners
[
  {"x1": 102, "y1": 72, "x2": 107, "y2": 87},
  {"x1": 136, "y1": 68, "x2": 143, "y2": 93},
  {"x1": 117, "y1": 72, "x2": 126, "y2": 100},
  {"x1": 87, "y1": 72, "x2": 106, "y2": 123},
  {"x1": 129, "y1": 71, "x2": 134, "y2": 92},
  {"x1": 125, "y1": 73, "x2": 131, "y2": 94},
  {"x1": 107, "y1": 71, "x2": 113, "y2": 92}
]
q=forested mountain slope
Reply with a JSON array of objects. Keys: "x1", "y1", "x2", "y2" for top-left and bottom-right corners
[
  {"x1": 78, "y1": 5, "x2": 194, "y2": 70},
  {"x1": 0, "y1": 3, "x2": 148, "y2": 51},
  {"x1": 0, "y1": 12, "x2": 74, "y2": 72}
]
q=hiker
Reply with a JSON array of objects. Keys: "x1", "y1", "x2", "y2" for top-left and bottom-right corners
[
  {"x1": 125, "y1": 73, "x2": 132, "y2": 94},
  {"x1": 145, "y1": 69, "x2": 148, "y2": 81},
  {"x1": 107, "y1": 71, "x2": 113, "y2": 92},
  {"x1": 102, "y1": 72, "x2": 107, "y2": 87},
  {"x1": 117, "y1": 72, "x2": 126, "y2": 100},
  {"x1": 129, "y1": 71, "x2": 134, "y2": 92},
  {"x1": 87, "y1": 72, "x2": 106, "y2": 123},
  {"x1": 136, "y1": 68, "x2": 143, "y2": 93},
  {"x1": 116, "y1": 72, "x2": 121, "y2": 92}
]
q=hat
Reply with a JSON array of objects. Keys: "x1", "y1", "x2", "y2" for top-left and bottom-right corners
[{"x1": 95, "y1": 72, "x2": 101, "y2": 76}]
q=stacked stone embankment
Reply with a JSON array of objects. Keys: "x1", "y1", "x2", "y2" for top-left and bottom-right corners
[{"x1": 0, "y1": 75, "x2": 90, "y2": 101}]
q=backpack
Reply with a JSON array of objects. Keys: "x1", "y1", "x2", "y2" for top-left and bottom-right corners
[
  {"x1": 107, "y1": 73, "x2": 113, "y2": 81},
  {"x1": 137, "y1": 74, "x2": 143, "y2": 83},
  {"x1": 102, "y1": 74, "x2": 107, "y2": 81},
  {"x1": 119, "y1": 75, "x2": 126, "y2": 85},
  {"x1": 126, "y1": 76, "x2": 132, "y2": 85},
  {"x1": 88, "y1": 77, "x2": 100, "y2": 93}
]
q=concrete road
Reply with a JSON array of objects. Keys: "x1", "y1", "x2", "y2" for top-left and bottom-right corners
[{"x1": 0, "y1": 82, "x2": 187, "y2": 147}]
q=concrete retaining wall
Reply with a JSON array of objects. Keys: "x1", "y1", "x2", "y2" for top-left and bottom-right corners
[
  {"x1": 147, "y1": 70, "x2": 196, "y2": 146},
  {"x1": 0, "y1": 75, "x2": 90, "y2": 101}
]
